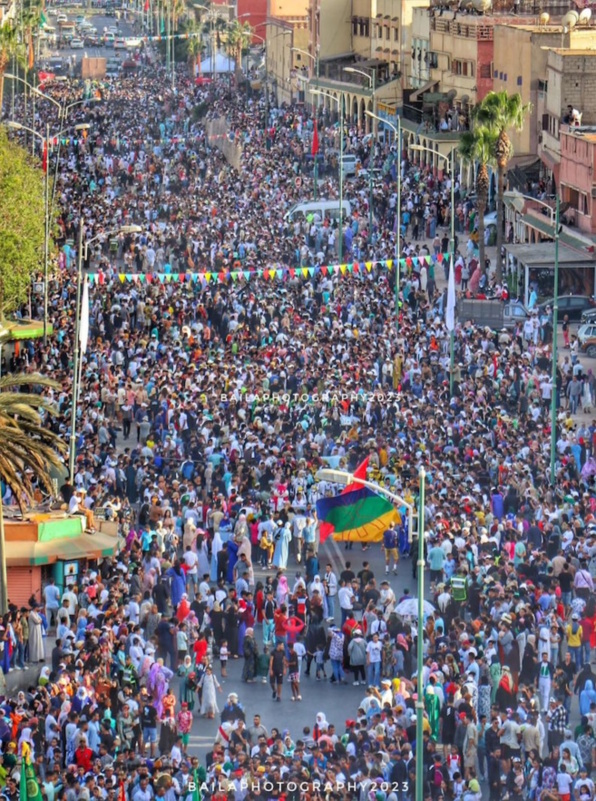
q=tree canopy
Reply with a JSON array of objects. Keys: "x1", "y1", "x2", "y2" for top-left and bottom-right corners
[{"x1": 0, "y1": 128, "x2": 45, "y2": 317}]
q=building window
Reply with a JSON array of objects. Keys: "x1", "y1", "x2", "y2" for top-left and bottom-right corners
[
  {"x1": 394, "y1": 27, "x2": 398, "y2": 41},
  {"x1": 352, "y1": 17, "x2": 358, "y2": 35}
]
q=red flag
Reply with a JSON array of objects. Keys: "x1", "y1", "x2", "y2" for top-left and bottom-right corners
[
  {"x1": 144, "y1": 0, "x2": 149, "y2": 10},
  {"x1": 311, "y1": 119, "x2": 319, "y2": 156},
  {"x1": 318, "y1": 457, "x2": 370, "y2": 544},
  {"x1": 27, "y1": 33, "x2": 34, "y2": 70},
  {"x1": 42, "y1": 140, "x2": 47, "y2": 173},
  {"x1": 118, "y1": 781, "x2": 126, "y2": 801}
]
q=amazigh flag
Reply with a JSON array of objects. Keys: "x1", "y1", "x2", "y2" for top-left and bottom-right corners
[
  {"x1": 79, "y1": 278, "x2": 89, "y2": 354},
  {"x1": 317, "y1": 458, "x2": 400, "y2": 544},
  {"x1": 312, "y1": 119, "x2": 319, "y2": 156},
  {"x1": 446, "y1": 255, "x2": 456, "y2": 332},
  {"x1": 144, "y1": 0, "x2": 149, "y2": 11},
  {"x1": 20, "y1": 743, "x2": 42, "y2": 801}
]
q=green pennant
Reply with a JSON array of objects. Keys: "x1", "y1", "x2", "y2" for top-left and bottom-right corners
[
  {"x1": 138, "y1": 273, "x2": 146, "y2": 283},
  {"x1": 347, "y1": 264, "x2": 354, "y2": 273},
  {"x1": 308, "y1": 267, "x2": 314, "y2": 277},
  {"x1": 231, "y1": 272, "x2": 238, "y2": 282},
  {"x1": 158, "y1": 274, "x2": 166, "y2": 284},
  {"x1": 244, "y1": 271, "x2": 251, "y2": 280}
]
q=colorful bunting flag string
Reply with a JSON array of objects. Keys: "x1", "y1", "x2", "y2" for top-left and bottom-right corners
[{"x1": 87, "y1": 253, "x2": 451, "y2": 287}]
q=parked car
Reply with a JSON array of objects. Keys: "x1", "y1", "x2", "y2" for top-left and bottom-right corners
[
  {"x1": 457, "y1": 298, "x2": 529, "y2": 330},
  {"x1": 70, "y1": 38, "x2": 84, "y2": 48},
  {"x1": 579, "y1": 335, "x2": 596, "y2": 358},
  {"x1": 114, "y1": 37, "x2": 126, "y2": 48},
  {"x1": 581, "y1": 307, "x2": 596, "y2": 324},
  {"x1": 536, "y1": 294, "x2": 596, "y2": 322}
]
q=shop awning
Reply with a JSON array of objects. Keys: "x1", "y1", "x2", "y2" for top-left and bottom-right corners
[{"x1": 6, "y1": 531, "x2": 119, "y2": 567}]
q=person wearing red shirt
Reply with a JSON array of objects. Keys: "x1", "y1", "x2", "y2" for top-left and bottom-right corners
[
  {"x1": 193, "y1": 632, "x2": 208, "y2": 664},
  {"x1": 273, "y1": 605, "x2": 288, "y2": 646},
  {"x1": 74, "y1": 739, "x2": 93, "y2": 771}
]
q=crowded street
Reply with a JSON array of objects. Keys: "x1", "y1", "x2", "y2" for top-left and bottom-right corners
[{"x1": 1, "y1": 33, "x2": 596, "y2": 801}]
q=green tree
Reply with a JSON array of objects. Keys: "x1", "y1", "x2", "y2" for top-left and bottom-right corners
[
  {"x1": 459, "y1": 121, "x2": 497, "y2": 278},
  {"x1": 0, "y1": 128, "x2": 45, "y2": 318},
  {"x1": 0, "y1": 25, "x2": 21, "y2": 110},
  {"x1": 224, "y1": 19, "x2": 252, "y2": 77},
  {"x1": 185, "y1": 19, "x2": 204, "y2": 76},
  {"x1": 475, "y1": 90, "x2": 532, "y2": 281},
  {"x1": 0, "y1": 373, "x2": 66, "y2": 612}
]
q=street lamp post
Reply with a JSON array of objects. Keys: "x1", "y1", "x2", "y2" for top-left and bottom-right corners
[
  {"x1": 69, "y1": 223, "x2": 142, "y2": 480},
  {"x1": 503, "y1": 190, "x2": 560, "y2": 484},
  {"x1": 292, "y1": 46, "x2": 319, "y2": 201},
  {"x1": 416, "y1": 467, "x2": 426, "y2": 801},
  {"x1": 310, "y1": 88, "x2": 344, "y2": 263},
  {"x1": 345, "y1": 66, "x2": 375, "y2": 239},
  {"x1": 366, "y1": 110, "x2": 401, "y2": 330},
  {"x1": 411, "y1": 144, "x2": 457, "y2": 394}
]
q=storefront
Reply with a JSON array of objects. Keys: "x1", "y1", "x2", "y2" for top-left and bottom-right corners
[
  {"x1": 503, "y1": 242, "x2": 596, "y2": 307},
  {"x1": 4, "y1": 512, "x2": 118, "y2": 606}
]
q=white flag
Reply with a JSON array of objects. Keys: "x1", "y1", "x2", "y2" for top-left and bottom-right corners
[
  {"x1": 79, "y1": 278, "x2": 89, "y2": 354},
  {"x1": 445, "y1": 256, "x2": 456, "y2": 332}
]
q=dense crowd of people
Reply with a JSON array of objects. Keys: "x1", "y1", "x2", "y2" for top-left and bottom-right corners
[{"x1": 1, "y1": 39, "x2": 596, "y2": 801}]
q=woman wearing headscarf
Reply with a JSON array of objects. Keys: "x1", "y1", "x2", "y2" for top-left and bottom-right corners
[
  {"x1": 309, "y1": 576, "x2": 328, "y2": 618},
  {"x1": 210, "y1": 529, "x2": 224, "y2": 582},
  {"x1": 242, "y1": 628, "x2": 258, "y2": 683},
  {"x1": 198, "y1": 664, "x2": 222, "y2": 719},
  {"x1": 272, "y1": 522, "x2": 292, "y2": 570},
  {"x1": 276, "y1": 573, "x2": 289, "y2": 608}
]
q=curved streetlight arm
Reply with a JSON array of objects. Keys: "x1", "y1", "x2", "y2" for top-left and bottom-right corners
[
  {"x1": 344, "y1": 65, "x2": 373, "y2": 87},
  {"x1": 4, "y1": 73, "x2": 63, "y2": 112}
]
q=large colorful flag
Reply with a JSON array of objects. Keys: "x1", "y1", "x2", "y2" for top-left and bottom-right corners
[
  {"x1": 312, "y1": 119, "x2": 319, "y2": 156},
  {"x1": 317, "y1": 458, "x2": 400, "y2": 543},
  {"x1": 21, "y1": 744, "x2": 42, "y2": 801}
]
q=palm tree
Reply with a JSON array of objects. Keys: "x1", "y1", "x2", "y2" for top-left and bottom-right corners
[
  {"x1": 459, "y1": 121, "x2": 497, "y2": 278},
  {"x1": 224, "y1": 20, "x2": 252, "y2": 77},
  {"x1": 0, "y1": 373, "x2": 67, "y2": 613},
  {"x1": 185, "y1": 19, "x2": 204, "y2": 78},
  {"x1": 475, "y1": 91, "x2": 531, "y2": 282}
]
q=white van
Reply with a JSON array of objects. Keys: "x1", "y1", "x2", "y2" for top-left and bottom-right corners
[{"x1": 284, "y1": 199, "x2": 352, "y2": 224}]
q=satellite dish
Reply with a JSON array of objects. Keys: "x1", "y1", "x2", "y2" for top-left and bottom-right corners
[
  {"x1": 540, "y1": 11, "x2": 550, "y2": 25},
  {"x1": 446, "y1": 89, "x2": 458, "y2": 100},
  {"x1": 562, "y1": 10, "x2": 579, "y2": 29},
  {"x1": 579, "y1": 8, "x2": 592, "y2": 24}
]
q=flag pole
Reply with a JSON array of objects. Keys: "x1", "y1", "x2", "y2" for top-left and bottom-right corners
[{"x1": 69, "y1": 224, "x2": 84, "y2": 481}]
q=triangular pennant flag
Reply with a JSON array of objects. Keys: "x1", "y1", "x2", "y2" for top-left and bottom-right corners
[
  {"x1": 205, "y1": 272, "x2": 211, "y2": 283},
  {"x1": 231, "y1": 272, "x2": 238, "y2": 282},
  {"x1": 269, "y1": 269, "x2": 276, "y2": 280},
  {"x1": 406, "y1": 258, "x2": 412, "y2": 268},
  {"x1": 437, "y1": 253, "x2": 443, "y2": 263},
  {"x1": 179, "y1": 273, "x2": 186, "y2": 282},
  {"x1": 418, "y1": 256, "x2": 425, "y2": 267},
  {"x1": 244, "y1": 271, "x2": 251, "y2": 280},
  {"x1": 276, "y1": 270, "x2": 283, "y2": 279},
  {"x1": 257, "y1": 270, "x2": 263, "y2": 278},
  {"x1": 308, "y1": 268, "x2": 314, "y2": 277},
  {"x1": 386, "y1": 260, "x2": 393, "y2": 270},
  {"x1": 333, "y1": 265, "x2": 340, "y2": 274},
  {"x1": 289, "y1": 268, "x2": 296, "y2": 278},
  {"x1": 218, "y1": 271, "x2": 226, "y2": 282},
  {"x1": 119, "y1": 274, "x2": 125, "y2": 283},
  {"x1": 425, "y1": 256, "x2": 431, "y2": 265},
  {"x1": 88, "y1": 274, "x2": 95, "y2": 286},
  {"x1": 366, "y1": 261, "x2": 373, "y2": 272},
  {"x1": 165, "y1": 274, "x2": 173, "y2": 282},
  {"x1": 353, "y1": 263, "x2": 359, "y2": 274},
  {"x1": 347, "y1": 264, "x2": 353, "y2": 274},
  {"x1": 301, "y1": 268, "x2": 309, "y2": 278},
  {"x1": 138, "y1": 273, "x2": 146, "y2": 283},
  {"x1": 321, "y1": 266, "x2": 328, "y2": 276},
  {"x1": 340, "y1": 265, "x2": 347, "y2": 275},
  {"x1": 125, "y1": 274, "x2": 133, "y2": 282},
  {"x1": 146, "y1": 274, "x2": 153, "y2": 284}
]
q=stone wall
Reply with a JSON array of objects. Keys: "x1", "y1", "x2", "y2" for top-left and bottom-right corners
[{"x1": 205, "y1": 117, "x2": 243, "y2": 171}]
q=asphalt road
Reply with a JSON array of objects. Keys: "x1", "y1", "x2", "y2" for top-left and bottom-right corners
[
  {"x1": 182, "y1": 538, "x2": 419, "y2": 757},
  {"x1": 42, "y1": 10, "x2": 138, "y2": 68}
]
